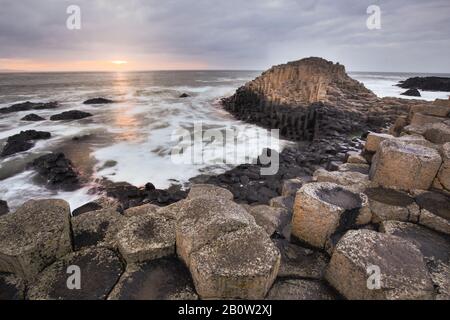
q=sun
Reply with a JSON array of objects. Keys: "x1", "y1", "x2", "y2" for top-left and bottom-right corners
[{"x1": 111, "y1": 60, "x2": 128, "y2": 65}]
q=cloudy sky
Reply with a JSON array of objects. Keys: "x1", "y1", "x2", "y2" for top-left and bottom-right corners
[{"x1": 0, "y1": 0, "x2": 449, "y2": 72}]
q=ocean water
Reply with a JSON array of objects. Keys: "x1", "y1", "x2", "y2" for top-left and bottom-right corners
[{"x1": 0, "y1": 70, "x2": 449, "y2": 211}]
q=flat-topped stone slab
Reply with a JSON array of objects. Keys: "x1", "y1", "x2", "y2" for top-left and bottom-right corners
[
  {"x1": 108, "y1": 258, "x2": 198, "y2": 300},
  {"x1": 338, "y1": 163, "x2": 370, "y2": 174},
  {"x1": 189, "y1": 226, "x2": 280, "y2": 299},
  {"x1": 0, "y1": 273, "x2": 25, "y2": 300},
  {"x1": 72, "y1": 208, "x2": 125, "y2": 250},
  {"x1": 410, "y1": 113, "x2": 446, "y2": 126},
  {"x1": 28, "y1": 248, "x2": 124, "y2": 300},
  {"x1": 292, "y1": 182, "x2": 371, "y2": 250},
  {"x1": 364, "y1": 132, "x2": 394, "y2": 153},
  {"x1": 409, "y1": 103, "x2": 450, "y2": 118},
  {"x1": 313, "y1": 168, "x2": 370, "y2": 193},
  {"x1": 365, "y1": 187, "x2": 420, "y2": 223},
  {"x1": 187, "y1": 184, "x2": 234, "y2": 201},
  {"x1": 424, "y1": 123, "x2": 450, "y2": 145},
  {"x1": 415, "y1": 191, "x2": 450, "y2": 235},
  {"x1": 117, "y1": 214, "x2": 175, "y2": 264},
  {"x1": 266, "y1": 279, "x2": 337, "y2": 300},
  {"x1": 325, "y1": 229, "x2": 434, "y2": 300},
  {"x1": 176, "y1": 197, "x2": 255, "y2": 267},
  {"x1": 0, "y1": 199, "x2": 72, "y2": 280},
  {"x1": 370, "y1": 139, "x2": 442, "y2": 191},
  {"x1": 247, "y1": 205, "x2": 290, "y2": 236},
  {"x1": 123, "y1": 203, "x2": 160, "y2": 217}
]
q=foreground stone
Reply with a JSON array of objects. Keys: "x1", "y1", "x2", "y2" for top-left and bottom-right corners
[
  {"x1": 0, "y1": 273, "x2": 25, "y2": 300},
  {"x1": 1, "y1": 130, "x2": 51, "y2": 157},
  {"x1": 117, "y1": 213, "x2": 175, "y2": 264},
  {"x1": 0, "y1": 199, "x2": 72, "y2": 280},
  {"x1": 176, "y1": 197, "x2": 254, "y2": 267},
  {"x1": 370, "y1": 139, "x2": 442, "y2": 191},
  {"x1": 364, "y1": 132, "x2": 394, "y2": 153},
  {"x1": 365, "y1": 187, "x2": 420, "y2": 223},
  {"x1": 424, "y1": 123, "x2": 450, "y2": 145},
  {"x1": 247, "y1": 205, "x2": 290, "y2": 236},
  {"x1": 267, "y1": 279, "x2": 337, "y2": 300},
  {"x1": 28, "y1": 248, "x2": 123, "y2": 300},
  {"x1": 325, "y1": 229, "x2": 434, "y2": 300},
  {"x1": 123, "y1": 203, "x2": 160, "y2": 217},
  {"x1": 380, "y1": 221, "x2": 450, "y2": 299},
  {"x1": 313, "y1": 168, "x2": 370, "y2": 192},
  {"x1": 292, "y1": 182, "x2": 371, "y2": 250},
  {"x1": 50, "y1": 110, "x2": 93, "y2": 121},
  {"x1": 108, "y1": 258, "x2": 198, "y2": 300},
  {"x1": 187, "y1": 184, "x2": 234, "y2": 201},
  {"x1": 415, "y1": 191, "x2": 450, "y2": 235},
  {"x1": 72, "y1": 208, "x2": 125, "y2": 250},
  {"x1": 433, "y1": 143, "x2": 450, "y2": 192},
  {"x1": 190, "y1": 226, "x2": 280, "y2": 299}
]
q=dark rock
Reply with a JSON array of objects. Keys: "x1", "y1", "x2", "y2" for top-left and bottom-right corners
[
  {"x1": 30, "y1": 153, "x2": 80, "y2": 191},
  {"x1": 415, "y1": 191, "x2": 450, "y2": 221},
  {"x1": 72, "y1": 202, "x2": 103, "y2": 217},
  {"x1": 1, "y1": 130, "x2": 51, "y2": 157},
  {"x1": 401, "y1": 88, "x2": 421, "y2": 97},
  {"x1": 50, "y1": 110, "x2": 93, "y2": 121},
  {"x1": 0, "y1": 200, "x2": 9, "y2": 216},
  {"x1": 108, "y1": 257, "x2": 198, "y2": 300},
  {"x1": 266, "y1": 279, "x2": 338, "y2": 300},
  {"x1": 21, "y1": 113, "x2": 45, "y2": 121},
  {"x1": 27, "y1": 248, "x2": 124, "y2": 300},
  {"x1": 0, "y1": 101, "x2": 58, "y2": 114},
  {"x1": 0, "y1": 273, "x2": 25, "y2": 300},
  {"x1": 397, "y1": 77, "x2": 450, "y2": 92},
  {"x1": 179, "y1": 93, "x2": 190, "y2": 98},
  {"x1": 83, "y1": 98, "x2": 114, "y2": 105}
]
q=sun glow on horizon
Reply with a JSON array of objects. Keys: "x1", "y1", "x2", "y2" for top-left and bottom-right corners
[{"x1": 111, "y1": 60, "x2": 128, "y2": 65}]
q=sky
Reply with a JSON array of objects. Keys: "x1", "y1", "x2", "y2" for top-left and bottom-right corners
[{"x1": 0, "y1": 0, "x2": 449, "y2": 72}]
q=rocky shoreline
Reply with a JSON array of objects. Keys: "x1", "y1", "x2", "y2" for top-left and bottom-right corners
[{"x1": 0, "y1": 57, "x2": 449, "y2": 300}]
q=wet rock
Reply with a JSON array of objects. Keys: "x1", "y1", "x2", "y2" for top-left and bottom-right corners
[
  {"x1": 0, "y1": 200, "x2": 9, "y2": 216},
  {"x1": 72, "y1": 208, "x2": 125, "y2": 250},
  {"x1": 50, "y1": 110, "x2": 93, "y2": 121},
  {"x1": 176, "y1": 197, "x2": 254, "y2": 267},
  {"x1": 273, "y1": 239, "x2": 328, "y2": 279},
  {"x1": 124, "y1": 203, "x2": 160, "y2": 217},
  {"x1": 365, "y1": 187, "x2": 420, "y2": 223},
  {"x1": 1, "y1": 130, "x2": 51, "y2": 157},
  {"x1": 0, "y1": 273, "x2": 25, "y2": 300},
  {"x1": 0, "y1": 199, "x2": 72, "y2": 280},
  {"x1": 325, "y1": 229, "x2": 434, "y2": 300},
  {"x1": 190, "y1": 226, "x2": 280, "y2": 299},
  {"x1": 72, "y1": 202, "x2": 103, "y2": 217},
  {"x1": 247, "y1": 205, "x2": 290, "y2": 237},
  {"x1": 424, "y1": 123, "x2": 450, "y2": 145},
  {"x1": 433, "y1": 143, "x2": 450, "y2": 192},
  {"x1": 105, "y1": 181, "x2": 146, "y2": 210},
  {"x1": 380, "y1": 221, "x2": 450, "y2": 299},
  {"x1": 179, "y1": 93, "x2": 190, "y2": 98},
  {"x1": 401, "y1": 88, "x2": 421, "y2": 97},
  {"x1": 21, "y1": 113, "x2": 45, "y2": 121},
  {"x1": 117, "y1": 214, "x2": 175, "y2": 264},
  {"x1": 108, "y1": 258, "x2": 198, "y2": 300},
  {"x1": 370, "y1": 139, "x2": 442, "y2": 191},
  {"x1": 397, "y1": 76, "x2": 450, "y2": 92},
  {"x1": 266, "y1": 279, "x2": 337, "y2": 300},
  {"x1": 27, "y1": 248, "x2": 124, "y2": 300},
  {"x1": 187, "y1": 184, "x2": 234, "y2": 201},
  {"x1": 30, "y1": 153, "x2": 80, "y2": 191},
  {"x1": 313, "y1": 168, "x2": 370, "y2": 193},
  {"x1": 364, "y1": 132, "x2": 394, "y2": 153},
  {"x1": 83, "y1": 98, "x2": 114, "y2": 104},
  {"x1": 292, "y1": 182, "x2": 371, "y2": 250},
  {"x1": 415, "y1": 191, "x2": 450, "y2": 235},
  {"x1": 0, "y1": 101, "x2": 58, "y2": 114}
]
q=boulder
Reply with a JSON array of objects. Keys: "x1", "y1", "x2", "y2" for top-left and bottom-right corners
[
  {"x1": 179, "y1": 93, "x2": 190, "y2": 98},
  {"x1": 424, "y1": 123, "x2": 450, "y2": 145},
  {"x1": 247, "y1": 205, "x2": 290, "y2": 236},
  {"x1": 1, "y1": 130, "x2": 51, "y2": 157},
  {"x1": 83, "y1": 98, "x2": 114, "y2": 104},
  {"x1": 370, "y1": 139, "x2": 442, "y2": 191},
  {"x1": 176, "y1": 197, "x2": 254, "y2": 267},
  {"x1": 365, "y1": 187, "x2": 420, "y2": 223},
  {"x1": 117, "y1": 214, "x2": 175, "y2": 264},
  {"x1": 266, "y1": 279, "x2": 337, "y2": 300},
  {"x1": 27, "y1": 248, "x2": 124, "y2": 300},
  {"x1": 273, "y1": 239, "x2": 328, "y2": 279},
  {"x1": 72, "y1": 197, "x2": 121, "y2": 216},
  {"x1": 0, "y1": 200, "x2": 9, "y2": 216},
  {"x1": 281, "y1": 178, "x2": 304, "y2": 197},
  {"x1": 30, "y1": 153, "x2": 80, "y2": 191},
  {"x1": 346, "y1": 151, "x2": 368, "y2": 164},
  {"x1": 50, "y1": 110, "x2": 92, "y2": 121},
  {"x1": 123, "y1": 203, "x2": 160, "y2": 217},
  {"x1": 189, "y1": 226, "x2": 280, "y2": 299},
  {"x1": 0, "y1": 101, "x2": 58, "y2": 114},
  {"x1": 292, "y1": 182, "x2": 371, "y2": 250},
  {"x1": 72, "y1": 202, "x2": 103, "y2": 217},
  {"x1": 409, "y1": 103, "x2": 450, "y2": 118},
  {"x1": 401, "y1": 88, "x2": 421, "y2": 97},
  {"x1": 269, "y1": 196, "x2": 294, "y2": 212},
  {"x1": 325, "y1": 229, "x2": 434, "y2": 300},
  {"x1": 155, "y1": 200, "x2": 186, "y2": 220},
  {"x1": 313, "y1": 168, "x2": 370, "y2": 193},
  {"x1": 364, "y1": 132, "x2": 394, "y2": 153},
  {"x1": 21, "y1": 113, "x2": 45, "y2": 121},
  {"x1": 415, "y1": 191, "x2": 450, "y2": 235},
  {"x1": 433, "y1": 143, "x2": 450, "y2": 192},
  {"x1": 397, "y1": 134, "x2": 438, "y2": 149},
  {"x1": 0, "y1": 199, "x2": 72, "y2": 280},
  {"x1": 187, "y1": 184, "x2": 234, "y2": 201},
  {"x1": 108, "y1": 258, "x2": 198, "y2": 300},
  {"x1": 410, "y1": 113, "x2": 446, "y2": 126},
  {"x1": 71, "y1": 208, "x2": 125, "y2": 251},
  {"x1": 402, "y1": 124, "x2": 429, "y2": 136},
  {"x1": 0, "y1": 273, "x2": 25, "y2": 300}
]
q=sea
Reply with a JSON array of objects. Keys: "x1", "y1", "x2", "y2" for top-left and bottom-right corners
[{"x1": 0, "y1": 70, "x2": 449, "y2": 211}]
